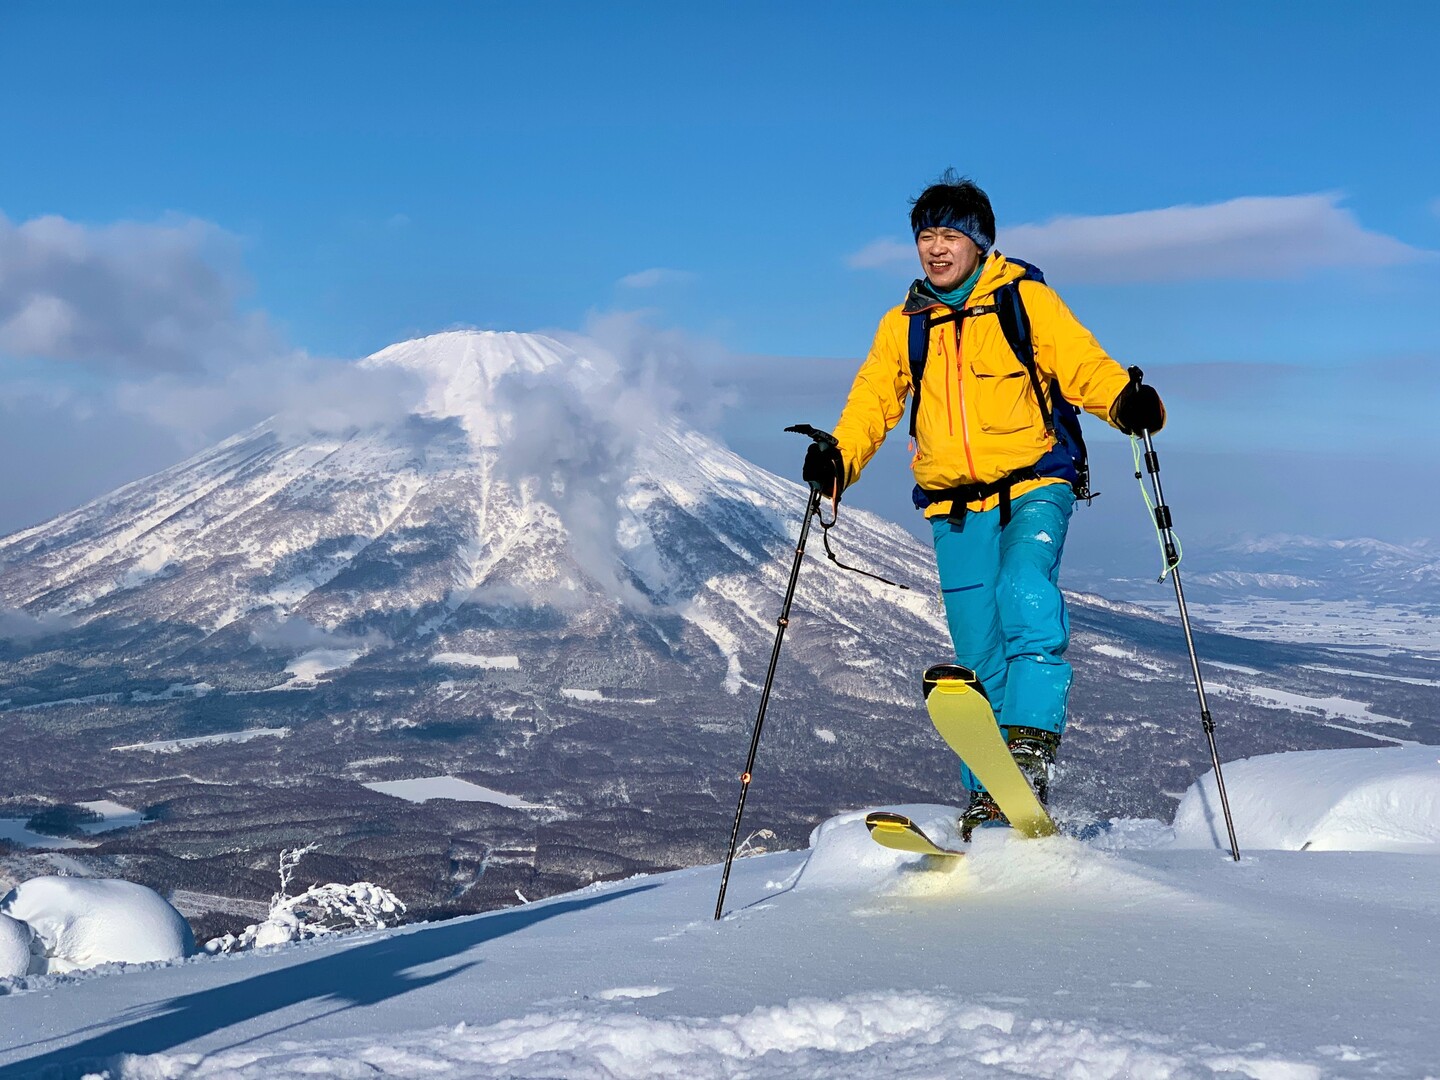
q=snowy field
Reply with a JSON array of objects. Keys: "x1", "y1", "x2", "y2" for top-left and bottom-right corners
[
  {"x1": 0, "y1": 821, "x2": 88, "y2": 851},
  {"x1": 112, "y1": 728, "x2": 289, "y2": 753},
  {"x1": 2, "y1": 747, "x2": 1439, "y2": 1078},
  {"x1": 0, "y1": 803, "x2": 145, "y2": 851},
  {"x1": 1148, "y1": 598, "x2": 1440, "y2": 657},
  {"x1": 362, "y1": 776, "x2": 546, "y2": 809}
]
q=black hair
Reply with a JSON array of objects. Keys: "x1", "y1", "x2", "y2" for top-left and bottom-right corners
[{"x1": 909, "y1": 170, "x2": 995, "y2": 244}]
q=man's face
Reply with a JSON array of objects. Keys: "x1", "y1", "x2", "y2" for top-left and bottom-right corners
[{"x1": 916, "y1": 228, "x2": 982, "y2": 291}]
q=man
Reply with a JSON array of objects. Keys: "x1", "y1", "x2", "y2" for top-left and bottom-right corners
[{"x1": 803, "y1": 173, "x2": 1164, "y2": 837}]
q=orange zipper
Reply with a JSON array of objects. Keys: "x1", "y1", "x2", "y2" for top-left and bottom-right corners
[{"x1": 944, "y1": 325, "x2": 954, "y2": 435}]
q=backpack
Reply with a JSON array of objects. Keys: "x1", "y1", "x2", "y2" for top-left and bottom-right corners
[{"x1": 904, "y1": 259, "x2": 1093, "y2": 512}]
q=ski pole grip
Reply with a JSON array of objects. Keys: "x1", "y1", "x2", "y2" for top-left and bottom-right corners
[
  {"x1": 1127, "y1": 365, "x2": 1145, "y2": 389},
  {"x1": 784, "y1": 423, "x2": 838, "y2": 446}
]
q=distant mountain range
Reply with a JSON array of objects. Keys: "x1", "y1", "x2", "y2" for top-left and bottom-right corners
[
  {"x1": 1069, "y1": 533, "x2": 1440, "y2": 608},
  {"x1": 1, "y1": 331, "x2": 1435, "y2": 932}
]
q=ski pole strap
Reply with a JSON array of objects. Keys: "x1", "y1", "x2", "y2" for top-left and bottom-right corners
[
  {"x1": 816, "y1": 514, "x2": 908, "y2": 589},
  {"x1": 920, "y1": 466, "x2": 1041, "y2": 528}
]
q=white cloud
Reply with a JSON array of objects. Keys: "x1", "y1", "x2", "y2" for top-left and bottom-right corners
[
  {"x1": 616, "y1": 267, "x2": 695, "y2": 289},
  {"x1": 493, "y1": 313, "x2": 736, "y2": 606},
  {"x1": 248, "y1": 614, "x2": 380, "y2": 653},
  {"x1": 0, "y1": 212, "x2": 282, "y2": 372},
  {"x1": 844, "y1": 237, "x2": 913, "y2": 270},
  {"x1": 845, "y1": 194, "x2": 1431, "y2": 283},
  {"x1": 1003, "y1": 194, "x2": 1429, "y2": 282},
  {"x1": 0, "y1": 606, "x2": 73, "y2": 642},
  {"x1": 113, "y1": 352, "x2": 426, "y2": 449}
]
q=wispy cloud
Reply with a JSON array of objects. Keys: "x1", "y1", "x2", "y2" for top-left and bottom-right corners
[
  {"x1": 845, "y1": 194, "x2": 1431, "y2": 283},
  {"x1": 1004, "y1": 194, "x2": 1429, "y2": 282},
  {"x1": 0, "y1": 212, "x2": 281, "y2": 372},
  {"x1": 113, "y1": 354, "x2": 425, "y2": 448},
  {"x1": 0, "y1": 210, "x2": 433, "y2": 534},
  {"x1": 844, "y1": 237, "x2": 913, "y2": 271},
  {"x1": 0, "y1": 605, "x2": 73, "y2": 642},
  {"x1": 248, "y1": 614, "x2": 381, "y2": 654},
  {"x1": 616, "y1": 267, "x2": 695, "y2": 289}
]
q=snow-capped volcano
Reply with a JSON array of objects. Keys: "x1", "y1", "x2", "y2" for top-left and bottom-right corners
[{"x1": 0, "y1": 330, "x2": 939, "y2": 689}]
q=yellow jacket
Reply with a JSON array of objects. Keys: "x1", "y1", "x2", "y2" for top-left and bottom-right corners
[{"x1": 833, "y1": 252, "x2": 1142, "y2": 518}]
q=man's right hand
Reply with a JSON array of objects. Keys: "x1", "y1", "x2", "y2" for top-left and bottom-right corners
[
  {"x1": 1112, "y1": 381, "x2": 1165, "y2": 435},
  {"x1": 803, "y1": 442, "x2": 846, "y2": 499}
]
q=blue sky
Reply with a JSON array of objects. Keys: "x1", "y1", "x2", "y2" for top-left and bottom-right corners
[{"x1": 2, "y1": 2, "x2": 1438, "y2": 562}]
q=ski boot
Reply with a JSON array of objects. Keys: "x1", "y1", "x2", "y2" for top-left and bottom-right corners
[
  {"x1": 1006, "y1": 726, "x2": 1061, "y2": 807},
  {"x1": 959, "y1": 789, "x2": 1007, "y2": 841}
]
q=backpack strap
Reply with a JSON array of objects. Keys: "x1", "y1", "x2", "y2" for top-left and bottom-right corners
[
  {"x1": 993, "y1": 280, "x2": 1055, "y2": 438},
  {"x1": 906, "y1": 312, "x2": 930, "y2": 442}
]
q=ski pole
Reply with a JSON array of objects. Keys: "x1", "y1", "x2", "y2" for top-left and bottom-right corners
[
  {"x1": 713, "y1": 426, "x2": 833, "y2": 920},
  {"x1": 1129, "y1": 367, "x2": 1241, "y2": 862}
]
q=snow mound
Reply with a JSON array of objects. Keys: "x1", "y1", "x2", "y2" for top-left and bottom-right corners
[
  {"x1": 795, "y1": 805, "x2": 1182, "y2": 904},
  {"x1": 1174, "y1": 746, "x2": 1440, "y2": 852},
  {"x1": 0, "y1": 912, "x2": 32, "y2": 977},
  {"x1": 0, "y1": 876, "x2": 194, "y2": 974},
  {"x1": 795, "y1": 805, "x2": 968, "y2": 895}
]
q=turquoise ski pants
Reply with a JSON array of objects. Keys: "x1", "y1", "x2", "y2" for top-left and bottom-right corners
[{"x1": 931, "y1": 484, "x2": 1075, "y2": 793}]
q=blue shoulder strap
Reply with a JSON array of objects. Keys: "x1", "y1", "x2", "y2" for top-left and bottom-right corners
[
  {"x1": 906, "y1": 312, "x2": 930, "y2": 441},
  {"x1": 993, "y1": 278, "x2": 1055, "y2": 437}
]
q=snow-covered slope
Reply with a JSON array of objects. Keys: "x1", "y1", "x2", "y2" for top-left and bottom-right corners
[{"x1": 3, "y1": 747, "x2": 1438, "y2": 1078}]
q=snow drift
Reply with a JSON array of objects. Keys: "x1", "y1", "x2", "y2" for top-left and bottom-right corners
[
  {"x1": 0, "y1": 876, "x2": 194, "y2": 975},
  {"x1": 1174, "y1": 745, "x2": 1440, "y2": 852}
]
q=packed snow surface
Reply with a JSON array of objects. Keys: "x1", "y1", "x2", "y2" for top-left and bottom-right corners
[
  {"x1": 2, "y1": 746, "x2": 1438, "y2": 1077},
  {"x1": 0, "y1": 876, "x2": 194, "y2": 976}
]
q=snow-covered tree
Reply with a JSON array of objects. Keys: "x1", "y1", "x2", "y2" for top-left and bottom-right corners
[{"x1": 206, "y1": 845, "x2": 405, "y2": 954}]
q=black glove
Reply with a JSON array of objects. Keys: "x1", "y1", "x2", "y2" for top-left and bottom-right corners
[
  {"x1": 1112, "y1": 382, "x2": 1165, "y2": 435},
  {"x1": 803, "y1": 442, "x2": 846, "y2": 498}
]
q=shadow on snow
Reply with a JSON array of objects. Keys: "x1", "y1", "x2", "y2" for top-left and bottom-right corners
[{"x1": 0, "y1": 882, "x2": 657, "y2": 1080}]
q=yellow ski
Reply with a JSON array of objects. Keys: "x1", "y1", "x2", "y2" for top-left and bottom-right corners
[
  {"x1": 924, "y1": 664, "x2": 1057, "y2": 839},
  {"x1": 864, "y1": 811, "x2": 966, "y2": 858}
]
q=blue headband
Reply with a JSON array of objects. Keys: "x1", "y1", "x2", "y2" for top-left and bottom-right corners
[{"x1": 913, "y1": 210, "x2": 993, "y2": 254}]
